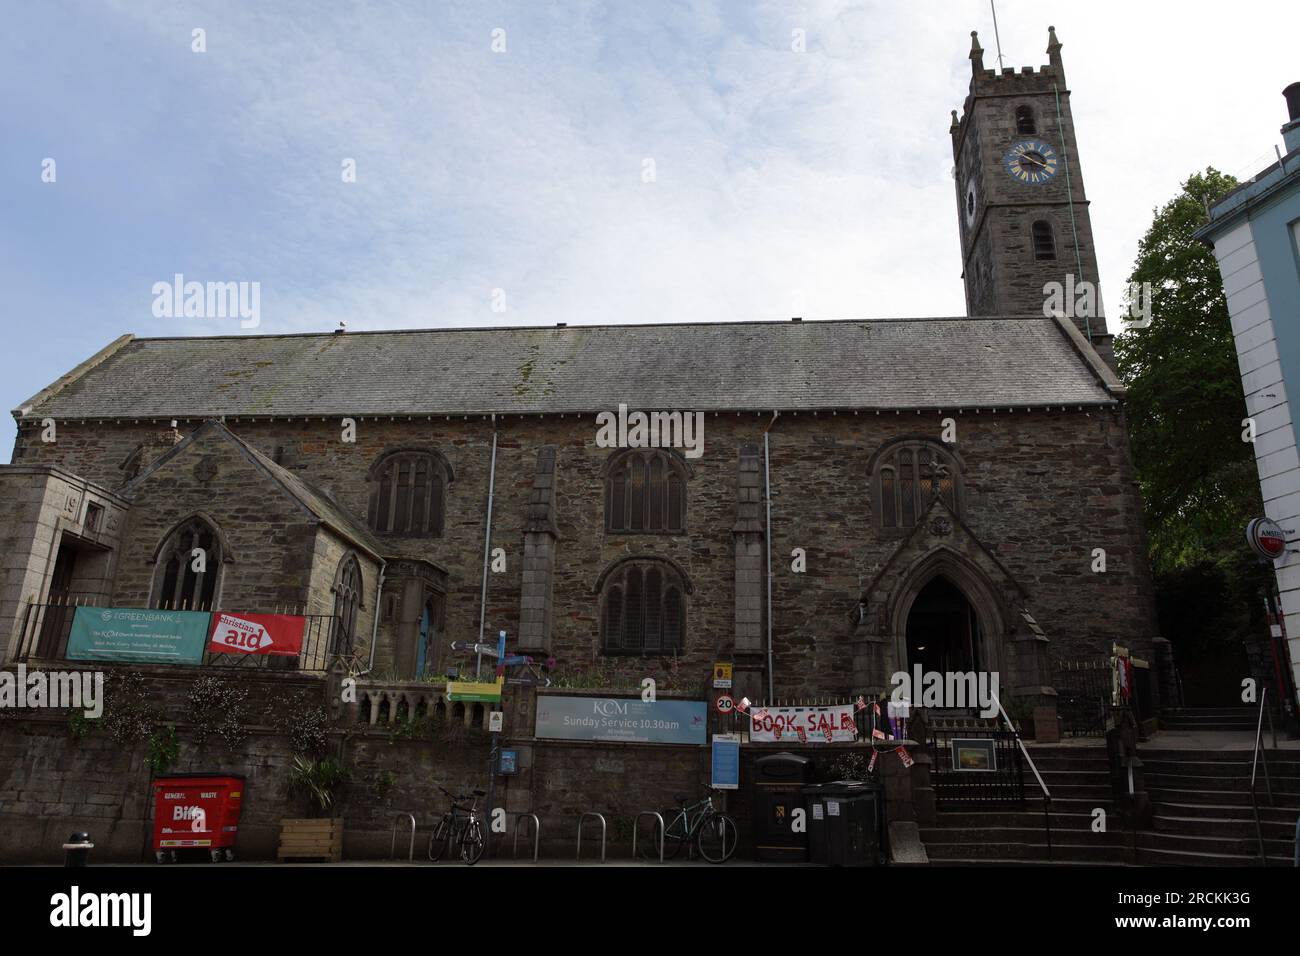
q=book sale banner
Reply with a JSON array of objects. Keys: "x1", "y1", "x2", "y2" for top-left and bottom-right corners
[{"x1": 749, "y1": 703, "x2": 859, "y2": 744}]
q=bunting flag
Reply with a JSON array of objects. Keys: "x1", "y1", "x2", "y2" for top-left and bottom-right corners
[
  {"x1": 868, "y1": 750, "x2": 878, "y2": 772},
  {"x1": 854, "y1": 696, "x2": 868, "y2": 712},
  {"x1": 822, "y1": 726, "x2": 833, "y2": 742},
  {"x1": 895, "y1": 746, "x2": 914, "y2": 768}
]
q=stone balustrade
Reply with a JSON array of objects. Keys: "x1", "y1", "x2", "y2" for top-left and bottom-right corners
[{"x1": 334, "y1": 674, "x2": 492, "y2": 733}]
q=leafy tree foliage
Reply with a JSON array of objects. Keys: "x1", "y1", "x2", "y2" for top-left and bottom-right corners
[
  {"x1": 1116, "y1": 169, "x2": 1259, "y2": 570},
  {"x1": 1114, "y1": 169, "x2": 1270, "y2": 669}
]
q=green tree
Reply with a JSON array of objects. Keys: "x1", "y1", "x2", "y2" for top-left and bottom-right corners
[
  {"x1": 1114, "y1": 168, "x2": 1259, "y2": 573},
  {"x1": 1114, "y1": 169, "x2": 1270, "y2": 691}
]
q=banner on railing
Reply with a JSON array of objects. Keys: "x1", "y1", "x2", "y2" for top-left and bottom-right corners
[
  {"x1": 207, "y1": 612, "x2": 305, "y2": 657},
  {"x1": 749, "y1": 703, "x2": 858, "y2": 744},
  {"x1": 67, "y1": 607, "x2": 210, "y2": 664}
]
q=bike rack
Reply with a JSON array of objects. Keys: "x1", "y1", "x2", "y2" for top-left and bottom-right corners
[
  {"x1": 390, "y1": 812, "x2": 417, "y2": 862},
  {"x1": 632, "y1": 811, "x2": 665, "y2": 863},
  {"x1": 576, "y1": 812, "x2": 606, "y2": 862},
  {"x1": 513, "y1": 813, "x2": 541, "y2": 863}
]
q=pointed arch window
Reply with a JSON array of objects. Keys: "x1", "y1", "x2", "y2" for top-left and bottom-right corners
[
  {"x1": 1015, "y1": 106, "x2": 1036, "y2": 135},
  {"x1": 600, "y1": 560, "x2": 687, "y2": 654},
  {"x1": 368, "y1": 449, "x2": 451, "y2": 536},
  {"x1": 329, "y1": 554, "x2": 363, "y2": 657},
  {"x1": 871, "y1": 441, "x2": 962, "y2": 529},
  {"x1": 1031, "y1": 220, "x2": 1057, "y2": 261},
  {"x1": 152, "y1": 516, "x2": 222, "y2": 611},
  {"x1": 605, "y1": 450, "x2": 687, "y2": 534}
]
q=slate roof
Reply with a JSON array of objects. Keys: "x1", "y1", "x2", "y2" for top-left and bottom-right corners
[{"x1": 14, "y1": 317, "x2": 1121, "y2": 421}]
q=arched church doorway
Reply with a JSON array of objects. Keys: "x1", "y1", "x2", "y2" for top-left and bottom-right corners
[{"x1": 905, "y1": 576, "x2": 982, "y2": 674}]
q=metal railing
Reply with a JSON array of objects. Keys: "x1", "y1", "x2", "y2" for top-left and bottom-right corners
[
  {"x1": 576, "y1": 812, "x2": 606, "y2": 863},
  {"x1": 995, "y1": 694, "x2": 1052, "y2": 860},
  {"x1": 390, "y1": 813, "x2": 417, "y2": 861},
  {"x1": 632, "y1": 811, "x2": 665, "y2": 863},
  {"x1": 14, "y1": 599, "x2": 352, "y2": 673},
  {"x1": 1053, "y1": 659, "x2": 1119, "y2": 737},
  {"x1": 928, "y1": 729, "x2": 1026, "y2": 808},
  {"x1": 1249, "y1": 687, "x2": 1276, "y2": 866},
  {"x1": 512, "y1": 813, "x2": 540, "y2": 863}
]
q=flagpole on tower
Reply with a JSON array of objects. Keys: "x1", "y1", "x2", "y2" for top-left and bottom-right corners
[{"x1": 989, "y1": 0, "x2": 1005, "y2": 70}]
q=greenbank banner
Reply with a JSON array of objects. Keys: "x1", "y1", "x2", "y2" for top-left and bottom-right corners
[
  {"x1": 534, "y1": 695, "x2": 707, "y2": 744},
  {"x1": 67, "y1": 607, "x2": 211, "y2": 664}
]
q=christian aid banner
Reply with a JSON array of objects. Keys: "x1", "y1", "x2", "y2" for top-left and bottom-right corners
[
  {"x1": 207, "y1": 612, "x2": 305, "y2": 656},
  {"x1": 750, "y1": 703, "x2": 858, "y2": 743}
]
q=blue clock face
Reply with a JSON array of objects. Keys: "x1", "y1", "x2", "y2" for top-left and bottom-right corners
[{"x1": 1003, "y1": 139, "x2": 1059, "y2": 184}]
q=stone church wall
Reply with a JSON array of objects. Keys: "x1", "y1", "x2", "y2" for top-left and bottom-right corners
[{"x1": 11, "y1": 403, "x2": 1158, "y2": 697}]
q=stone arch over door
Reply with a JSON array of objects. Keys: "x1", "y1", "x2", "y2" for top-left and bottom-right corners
[{"x1": 886, "y1": 546, "x2": 1010, "y2": 683}]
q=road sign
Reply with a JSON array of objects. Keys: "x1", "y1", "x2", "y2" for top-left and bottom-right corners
[
  {"x1": 488, "y1": 711, "x2": 504, "y2": 733},
  {"x1": 449, "y1": 641, "x2": 500, "y2": 659},
  {"x1": 712, "y1": 662, "x2": 733, "y2": 689},
  {"x1": 447, "y1": 676, "x2": 504, "y2": 702},
  {"x1": 715, "y1": 694, "x2": 735, "y2": 715}
]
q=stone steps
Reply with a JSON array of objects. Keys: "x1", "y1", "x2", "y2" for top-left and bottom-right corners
[{"x1": 922, "y1": 837, "x2": 1131, "y2": 864}]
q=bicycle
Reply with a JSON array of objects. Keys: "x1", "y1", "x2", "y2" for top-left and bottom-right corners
[
  {"x1": 640, "y1": 793, "x2": 738, "y2": 863},
  {"x1": 427, "y1": 785, "x2": 486, "y2": 865}
]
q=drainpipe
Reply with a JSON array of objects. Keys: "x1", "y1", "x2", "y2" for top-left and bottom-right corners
[
  {"x1": 763, "y1": 411, "x2": 780, "y2": 701},
  {"x1": 476, "y1": 415, "x2": 499, "y2": 680},
  {"x1": 360, "y1": 558, "x2": 388, "y2": 675}
]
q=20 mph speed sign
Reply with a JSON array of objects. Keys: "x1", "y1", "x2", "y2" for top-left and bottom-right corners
[{"x1": 715, "y1": 695, "x2": 735, "y2": 715}]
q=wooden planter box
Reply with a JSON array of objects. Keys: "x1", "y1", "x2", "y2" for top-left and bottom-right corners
[{"x1": 277, "y1": 818, "x2": 343, "y2": 862}]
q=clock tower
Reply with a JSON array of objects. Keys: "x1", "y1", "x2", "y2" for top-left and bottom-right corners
[{"x1": 951, "y1": 26, "x2": 1110, "y2": 352}]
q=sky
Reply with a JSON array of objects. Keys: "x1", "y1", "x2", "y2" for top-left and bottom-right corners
[{"x1": 2, "y1": 0, "x2": 1297, "y2": 460}]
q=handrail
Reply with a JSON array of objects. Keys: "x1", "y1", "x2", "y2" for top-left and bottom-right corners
[
  {"x1": 576, "y1": 812, "x2": 606, "y2": 863},
  {"x1": 993, "y1": 694, "x2": 1052, "y2": 860},
  {"x1": 1249, "y1": 687, "x2": 1274, "y2": 866},
  {"x1": 390, "y1": 813, "x2": 416, "y2": 861},
  {"x1": 632, "y1": 811, "x2": 665, "y2": 863},
  {"x1": 512, "y1": 813, "x2": 540, "y2": 863}
]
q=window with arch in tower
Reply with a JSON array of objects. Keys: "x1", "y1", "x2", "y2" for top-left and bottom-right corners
[
  {"x1": 872, "y1": 442, "x2": 961, "y2": 529},
  {"x1": 1015, "y1": 105, "x2": 1036, "y2": 135},
  {"x1": 1031, "y1": 220, "x2": 1057, "y2": 261},
  {"x1": 605, "y1": 449, "x2": 686, "y2": 533},
  {"x1": 600, "y1": 560, "x2": 686, "y2": 654},
  {"x1": 367, "y1": 450, "x2": 449, "y2": 536},
  {"x1": 152, "y1": 516, "x2": 222, "y2": 611}
]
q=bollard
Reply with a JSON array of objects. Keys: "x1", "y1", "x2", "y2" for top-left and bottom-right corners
[{"x1": 63, "y1": 832, "x2": 94, "y2": 868}]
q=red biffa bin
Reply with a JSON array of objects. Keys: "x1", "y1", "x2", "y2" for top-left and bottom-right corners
[{"x1": 151, "y1": 774, "x2": 245, "y2": 863}]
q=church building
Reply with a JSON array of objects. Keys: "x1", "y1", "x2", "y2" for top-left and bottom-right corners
[{"x1": 0, "y1": 28, "x2": 1163, "y2": 859}]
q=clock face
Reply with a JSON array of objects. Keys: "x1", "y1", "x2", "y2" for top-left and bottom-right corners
[
  {"x1": 1003, "y1": 139, "x2": 1059, "y2": 185},
  {"x1": 964, "y1": 178, "x2": 978, "y2": 227}
]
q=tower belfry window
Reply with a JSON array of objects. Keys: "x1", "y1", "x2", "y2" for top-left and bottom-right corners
[
  {"x1": 1015, "y1": 106, "x2": 1036, "y2": 135},
  {"x1": 1031, "y1": 221, "x2": 1057, "y2": 261}
]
